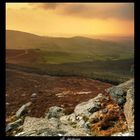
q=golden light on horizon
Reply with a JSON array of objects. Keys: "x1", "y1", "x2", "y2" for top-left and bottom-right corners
[{"x1": 6, "y1": 3, "x2": 134, "y2": 37}]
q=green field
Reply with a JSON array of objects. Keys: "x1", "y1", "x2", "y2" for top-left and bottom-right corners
[{"x1": 35, "y1": 49, "x2": 133, "y2": 64}]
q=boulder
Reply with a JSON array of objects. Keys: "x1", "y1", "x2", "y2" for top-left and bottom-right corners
[
  {"x1": 107, "y1": 86, "x2": 124, "y2": 96},
  {"x1": 74, "y1": 94, "x2": 107, "y2": 117},
  {"x1": 46, "y1": 106, "x2": 65, "y2": 119},
  {"x1": 106, "y1": 79, "x2": 134, "y2": 106},
  {"x1": 106, "y1": 86, "x2": 125, "y2": 105},
  {"x1": 107, "y1": 79, "x2": 134, "y2": 133},
  {"x1": 16, "y1": 102, "x2": 32, "y2": 118}
]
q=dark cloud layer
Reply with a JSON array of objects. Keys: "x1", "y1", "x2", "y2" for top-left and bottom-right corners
[
  {"x1": 31, "y1": 3, "x2": 59, "y2": 10},
  {"x1": 32, "y1": 3, "x2": 134, "y2": 20},
  {"x1": 38, "y1": 3, "x2": 59, "y2": 10}
]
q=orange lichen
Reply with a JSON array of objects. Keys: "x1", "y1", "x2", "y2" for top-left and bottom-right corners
[
  {"x1": 91, "y1": 98, "x2": 127, "y2": 136},
  {"x1": 6, "y1": 115, "x2": 16, "y2": 124}
]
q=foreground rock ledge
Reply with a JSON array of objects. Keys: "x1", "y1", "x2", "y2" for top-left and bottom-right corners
[
  {"x1": 106, "y1": 79, "x2": 134, "y2": 134},
  {"x1": 7, "y1": 79, "x2": 134, "y2": 136}
]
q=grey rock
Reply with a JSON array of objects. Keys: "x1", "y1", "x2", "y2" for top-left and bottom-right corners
[
  {"x1": 31, "y1": 93, "x2": 37, "y2": 98},
  {"x1": 124, "y1": 87, "x2": 134, "y2": 132},
  {"x1": 36, "y1": 128, "x2": 66, "y2": 136},
  {"x1": 6, "y1": 119, "x2": 23, "y2": 132},
  {"x1": 23, "y1": 116, "x2": 54, "y2": 132},
  {"x1": 77, "y1": 120, "x2": 91, "y2": 133},
  {"x1": 107, "y1": 79, "x2": 134, "y2": 133},
  {"x1": 88, "y1": 102, "x2": 101, "y2": 113},
  {"x1": 48, "y1": 118, "x2": 60, "y2": 128},
  {"x1": 93, "y1": 93, "x2": 109, "y2": 101},
  {"x1": 84, "y1": 121, "x2": 91, "y2": 130},
  {"x1": 64, "y1": 128, "x2": 90, "y2": 136},
  {"x1": 77, "y1": 119, "x2": 85, "y2": 128},
  {"x1": 46, "y1": 106, "x2": 65, "y2": 119},
  {"x1": 15, "y1": 131, "x2": 27, "y2": 136},
  {"x1": 59, "y1": 123, "x2": 78, "y2": 133},
  {"x1": 14, "y1": 80, "x2": 134, "y2": 137},
  {"x1": 118, "y1": 79, "x2": 134, "y2": 91},
  {"x1": 60, "y1": 113, "x2": 76, "y2": 125},
  {"x1": 16, "y1": 102, "x2": 32, "y2": 118},
  {"x1": 39, "y1": 123, "x2": 87, "y2": 136},
  {"x1": 16, "y1": 115, "x2": 89, "y2": 136},
  {"x1": 117, "y1": 97, "x2": 126, "y2": 105},
  {"x1": 60, "y1": 115, "x2": 70, "y2": 124},
  {"x1": 107, "y1": 86, "x2": 124, "y2": 96},
  {"x1": 74, "y1": 94, "x2": 105, "y2": 117},
  {"x1": 106, "y1": 86, "x2": 124, "y2": 105},
  {"x1": 68, "y1": 113, "x2": 76, "y2": 123},
  {"x1": 106, "y1": 80, "x2": 134, "y2": 105}
]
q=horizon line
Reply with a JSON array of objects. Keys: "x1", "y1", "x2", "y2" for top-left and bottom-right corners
[{"x1": 6, "y1": 29, "x2": 134, "y2": 39}]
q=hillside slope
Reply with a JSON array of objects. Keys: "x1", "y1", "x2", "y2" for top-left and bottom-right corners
[
  {"x1": 6, "y1": 30, "x2": 134, "y2": 60},
  {"x1": 6, "y1": 30, "x2": 134, "y2": 84}
]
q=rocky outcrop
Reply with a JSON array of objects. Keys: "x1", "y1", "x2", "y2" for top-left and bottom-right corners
[
  {"x1": 45, "y1": 106, "x2": 65, "y2": 119},
  {"x1": 106, "y1": 79, "x2": 134, "y2": 106},
  {"x1": 14, "y1": 93, "x2": 128, "y2": 136},
  {"x1": 124, "y1": 87, "x2": 134, "y2": 133},
  {"x1": 6, "y1": 102, "x2": 32, "y2": 136},
  {"x1": 106, "y1": 86, "x2": 125, "y2": 106},
  {"x1": 106, "y1": 79, "x2": 134, "y2": 134},
  {"x1": 74, "y1": 93, "x2": 105, "y2": 117},
  {"x1": 7, "y1": 79, "x2": 134, "y2": 136}
]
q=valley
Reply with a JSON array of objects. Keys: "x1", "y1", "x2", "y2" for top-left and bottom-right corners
[
  {"x1": 6, "y1": 30, "x2": 134, "y2": 118},
  {"x1": 5, "y1": 3, "x2": 134, "y2": 136},
  {"x1": 6, "y1": 30, "x2": 134, "y2": 136}
]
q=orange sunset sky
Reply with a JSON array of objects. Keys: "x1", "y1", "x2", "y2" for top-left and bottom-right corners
[{"x1": 6, "y1": 3, "x2": 134, "y2": 37}]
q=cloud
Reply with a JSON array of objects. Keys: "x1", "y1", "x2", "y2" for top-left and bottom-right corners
[
  {"x1": 31, "y1": 3, "x2": 134, "y2": 20},
  {"x1": 31, "y1": 3, "x2": 59, "y2": 10}
]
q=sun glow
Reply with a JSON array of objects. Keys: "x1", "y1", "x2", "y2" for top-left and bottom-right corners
[{"x1": 6, "y1": 3, "x2": 134, "y2": 37}]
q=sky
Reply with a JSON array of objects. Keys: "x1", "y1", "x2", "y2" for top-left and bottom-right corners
[{"x1": 6, "y1": 3, "x2": 134, "y2": 37}]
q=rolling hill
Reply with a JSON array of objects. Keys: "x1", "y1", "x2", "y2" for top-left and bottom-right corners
[
  {"x1": 6, "y1": 30, "x2": 134, "y2": 84},
  {"x1": 6, "y1": 30, "x2": 134, "y2": 61}
]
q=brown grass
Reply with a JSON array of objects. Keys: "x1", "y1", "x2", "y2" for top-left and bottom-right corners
[{"x1": 91, "y1": 98, "x2": 127, "y2": 136}]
